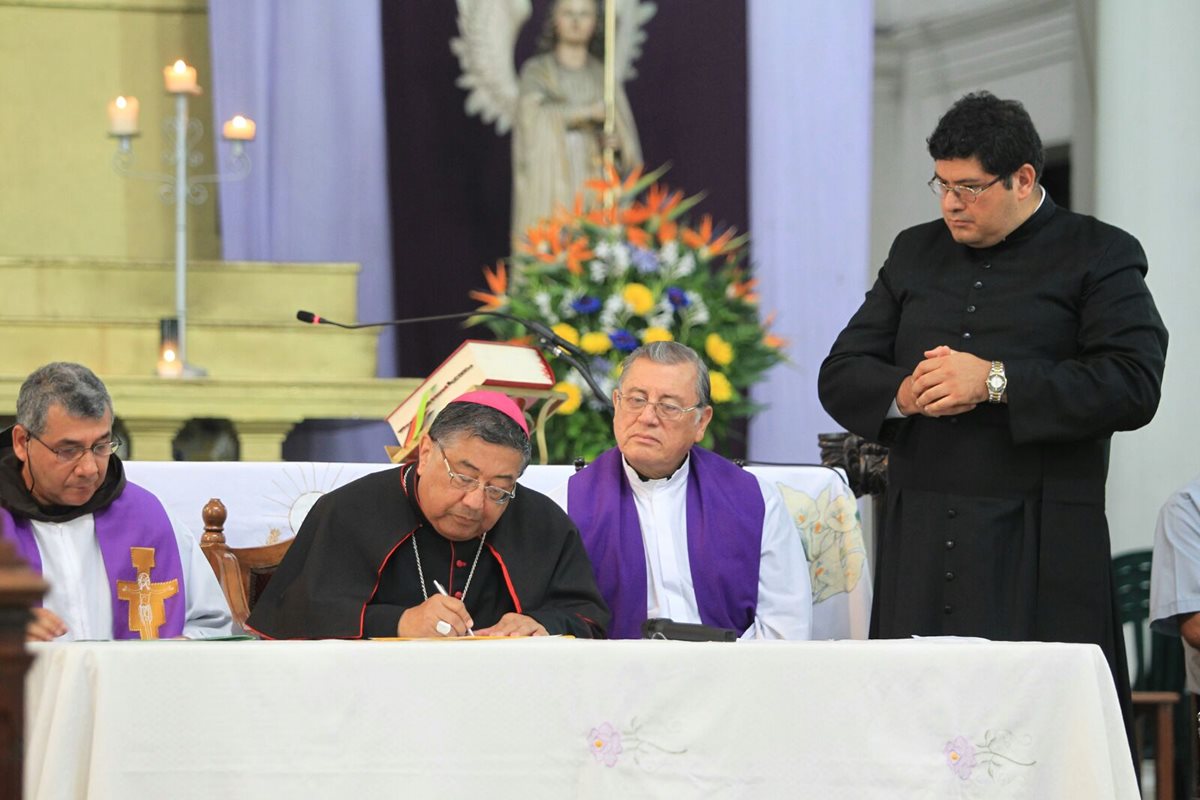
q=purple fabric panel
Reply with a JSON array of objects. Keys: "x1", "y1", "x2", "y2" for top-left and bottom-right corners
[
  {"x1": 0, "y1": 508, "x2": 43, "y2": 574},
  {"x1": 207, "y1": 0, "x2": 396, "y2": 377},
  {"x1": 684, "y1": 447, "x2": 762, "y2": 632},
  {"x1": 745, "y1": 0, "x2": 875, "y2": 462},
  {"x1": 94, "y1": 483, "x2": 187, "y2": 639},
  {"x1": 569, "y1": 448, "x2": 648, "y2": 640},
  {"x1": 569, "y1": 447, "x2": 763, "y2": 638}
]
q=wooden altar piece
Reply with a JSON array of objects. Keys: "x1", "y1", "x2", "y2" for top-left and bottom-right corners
[{"x1": 0, "y1": 524, "x2": 47, "y2": 799}]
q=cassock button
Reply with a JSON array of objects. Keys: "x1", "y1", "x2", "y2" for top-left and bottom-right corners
[
  {"x1": 455, "y1": 559, "x2": 467, "y2": 568},
  {"x1": 966, "y1": 305, "x2": 976, "y2": 313},
  {"x1": 947, "y1": 508, "x2": 957, "y2": 519},
  {"x1": 945, "y1": 571, "x2": 955, "y2": 581},
  {"x1": 454, "y1": 591, "x2": 463, "y2": 599},
  {"x1": 945, "y1": 540, "x2": 956, "y2": 549},
  {"x1": 982, "y1": 263, "x2": 992, "y2": 270},
  {"x1": 974, "y1": 280, "x2": 984, "y2": 289},
  {"x1": 961, "y1": 332, "x2": 971, "y2": 340},
  {"x1": 944, "y1": 604, "x2": 953, "y2": 614}
]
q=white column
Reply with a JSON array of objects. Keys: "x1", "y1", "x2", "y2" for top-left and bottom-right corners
[
  {"x1": 746, "y1": 0, "x2": 874, "y2": 462},
  {"x1": 1095, "y1": 0, "x2": 1200, "y2": 554}
]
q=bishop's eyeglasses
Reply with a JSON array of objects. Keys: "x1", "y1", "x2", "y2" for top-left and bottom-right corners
[
  {"x1": 435, "y1": 441, "x2": 517, "y2": 505},
  {"x1": 927, "y1": 174, "x2": 1004, "y2": 204},
  {"x1": 615, "y1": 392, "x2": 704, "y2": 422},
  {"x1": 28, "y1": 433, "x2": 122, "y2": 464}
]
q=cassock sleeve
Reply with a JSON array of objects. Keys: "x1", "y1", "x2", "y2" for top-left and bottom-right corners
[
  {"x1": 818, "y1": 249, "x2": 912, "y2": 444},
  {"x1": 247, "y1": 471, "x2": 411, "y2": 639},
  {"x1": 521, "y1": 521, "x2": 611, "y2": 638},
  {"x1": 1004, "y1": 231, "x2": 1167, "y2": 444}
]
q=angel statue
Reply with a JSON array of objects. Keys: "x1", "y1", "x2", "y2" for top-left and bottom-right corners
[{"x1": 452, "y1": 0, "x2": 655, "y2": 241}]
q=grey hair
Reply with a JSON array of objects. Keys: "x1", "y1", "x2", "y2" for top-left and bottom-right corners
[
  {"x1": 429, "y1": 401, "x2": 532, "y2": 473},
  {"x1": 16, "y1": 362, "x2": 113, "y2": 437},
  {"x1": 618, "y1": 341, "x2": 711, "y2": 408}
]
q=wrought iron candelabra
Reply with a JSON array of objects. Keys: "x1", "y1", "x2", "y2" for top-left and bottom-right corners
[{"x1": 107, "y1": 60, "x2": 256, "y2": 377}]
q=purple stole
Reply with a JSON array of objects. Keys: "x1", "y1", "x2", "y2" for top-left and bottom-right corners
[
  {"x1": 0, "y1": 482, "x2": 187, "y2": 639},
  {"x1": 569, "y1": 446, "x2": 764, "y2": 639}
]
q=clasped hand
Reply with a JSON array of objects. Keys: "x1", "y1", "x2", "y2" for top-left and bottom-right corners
[
  {"x1": 396, "y1": 597, "x2": 547, "y2": 638},
  {"x1": 897, "y1": 346, "x2": 990, "y2": 417}
]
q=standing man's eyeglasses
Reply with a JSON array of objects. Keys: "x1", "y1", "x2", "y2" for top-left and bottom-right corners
[{"x1": 927, "y1": 174, "x2": 1005, "y2": 204}]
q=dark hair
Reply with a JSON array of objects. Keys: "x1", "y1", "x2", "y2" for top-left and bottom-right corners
[
  {"x1": 536, "y1": 0, "x2": 606, "y2": 58},
  {"x1": 429, "y1": 401, "x2": 532, "y2": 472},
  {"x1": 618, "y1": 341, "x2": 711, "y2": 408},
  {"x1": 927, "y1": 91, "x2": 1044, "y2": 185},
  {"x1": 16, "y1": 362, "x2": 113, "y2": 437}
]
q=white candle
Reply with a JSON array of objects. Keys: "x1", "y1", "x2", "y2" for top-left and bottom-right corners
[
  {"x1": 163, "y1": 60, "x2": 199, "y2": 94},
  {"x1": 222, "y1": 115, "x2": 257, "y2": 141},
  {"x1": 107, "y1": 95, "x2": 140, "y2": 135}
]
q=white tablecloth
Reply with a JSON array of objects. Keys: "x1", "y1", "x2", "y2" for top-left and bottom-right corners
[
  {"x1": 125, "y1": 461, "x2": 871, "y2": 640},
  {"x1": 25, "y1": 639, "x2": 1137, "y2": 799}
]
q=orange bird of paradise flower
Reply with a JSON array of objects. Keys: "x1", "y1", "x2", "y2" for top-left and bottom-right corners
[
  {"x1": 681, "y1": 214, "x2": 736, "y2": 256},
  {"x1": 469, "y1": 261, "x2": 508, "y2": 309}
]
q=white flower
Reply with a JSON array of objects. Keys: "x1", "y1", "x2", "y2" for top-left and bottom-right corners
[
  {"x1": 600, "y1": 294, "x2": 625, "y2": 330},
  {"x1": 533, "y1": 292, "x2": 554, "y2": 320},
  {"x1": 658, "y1": 240, "x2": 680, "y2": 265},
  {"x1": 682, "y1": 292, "x2": 709, "y2": 325},
  {"x1": 676, "y1": 252, "x2": 697, "y2": 277},
  {"x1": 588, "y1": 259, "x2": 608, "y2": 283}
]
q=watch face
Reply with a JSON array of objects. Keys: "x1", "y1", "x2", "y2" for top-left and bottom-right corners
[{"x1": 987, "y1": 375, "x2": 1005, "y2": 392}]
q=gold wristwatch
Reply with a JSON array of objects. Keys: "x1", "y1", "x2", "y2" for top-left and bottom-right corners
[{"x1": 986, "y1": 361, "x2": 1007, "y2": 403}]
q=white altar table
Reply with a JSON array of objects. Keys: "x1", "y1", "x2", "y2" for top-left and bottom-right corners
[{"x1": 24, "y1": 639, "x2": 1137, "y2": 799}]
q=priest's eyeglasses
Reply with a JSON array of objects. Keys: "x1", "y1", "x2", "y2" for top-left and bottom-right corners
[
  {"x1": 927, "y1": 174, "x2": 1004, "y2": 204},
  {"x1": 435, "y1": 441, "x2": 517, "y2": 505},
  {"x1": 28, "y1": 433, "x2": 122, "y2": 463},
  {"x1": 615, "y1": 392, "x2": 703, "y2": 422}
]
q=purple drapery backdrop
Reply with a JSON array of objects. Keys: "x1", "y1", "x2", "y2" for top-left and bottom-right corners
[
  {"x1": 208, "y1": 0, "x2": 396, "y2": 462},
  {"x1": 746, "y1": 0, "x2": 874, "y2": 463}
]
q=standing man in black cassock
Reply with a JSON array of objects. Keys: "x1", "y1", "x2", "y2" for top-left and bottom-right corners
[
  {"x1": 819, "y1": 92, "x2": 1167, "y2": 735},
  {"x1": 247, "y1": 391, "x2": 609, "y2": 639}
]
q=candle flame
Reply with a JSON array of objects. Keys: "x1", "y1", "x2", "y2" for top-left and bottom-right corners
[
  {"x1": 115, "y1": 96, "x2": 127, "y2": 108},
  {"x1": 232, "y1": 115, "x2": 246, "y2": 127},
  {"x1": 162, "y1": 349, "x2": 177, "y2": 363},
  {"x1": 173, "y1": 60, "x2": 187, "y2": 73}
]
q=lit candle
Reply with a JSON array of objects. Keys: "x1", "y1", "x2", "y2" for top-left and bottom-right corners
[
  {"x1": 107, "y1": 95, "x2": 140, "y2": 136},
  {"x1": 163, "y1": 59, "x2": 199, "y2": 94},
  {"x1": 222, "y1": 114, "x2": 257, "y2": 141}
]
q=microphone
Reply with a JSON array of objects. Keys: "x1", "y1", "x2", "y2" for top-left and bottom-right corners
[{"x1": 297, "y1": 309, "x2": 611, "y2": 410}]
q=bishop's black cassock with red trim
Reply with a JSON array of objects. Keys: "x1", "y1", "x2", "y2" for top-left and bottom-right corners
[{"x1": 246, "y1": 465, "x2": 609, "y2": 639}]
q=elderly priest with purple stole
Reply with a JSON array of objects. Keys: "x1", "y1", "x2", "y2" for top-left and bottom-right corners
[
  {"x1": 560, "y1": 342, "x2": 812, "y2": 640},
  {"x1": 0, "y1": 362, "x2": 232, "y2": 641}
]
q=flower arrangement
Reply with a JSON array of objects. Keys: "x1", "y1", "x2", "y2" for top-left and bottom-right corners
[{"x1": 470, "y1": 165, "x2": 787, "y2": 463}]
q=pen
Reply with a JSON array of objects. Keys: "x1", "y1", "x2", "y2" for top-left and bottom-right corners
[{"x1": 432, "y1": 580, "x2": 475, "y2": 636}]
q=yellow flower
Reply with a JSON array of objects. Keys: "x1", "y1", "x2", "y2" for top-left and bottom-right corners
[
  {"x1": 552, "y1": 323, "x2": 580, "y2": 347},
  {"x1": 622, "y1": 283, "x2": 655, "y2": 315},
  {"x1": 580, "y1": 331, "x2": 612, "y2": 355},
  {"x1": 641, "y1": 326, "x2": 673, "y2": 343},
  {"x1": 552, "y1": 381, "x2": 582, "y2": 415},
  {"x1": 710, "y1": 371, "x2": 734, "y2": 403},
  {"x1": 705, "y1": 332, "x2": 734, "y2": 366}
]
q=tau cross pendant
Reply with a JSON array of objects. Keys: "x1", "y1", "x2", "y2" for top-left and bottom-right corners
[{"x1": 115, "y1": 546, "x2": 179, "y2": 639}]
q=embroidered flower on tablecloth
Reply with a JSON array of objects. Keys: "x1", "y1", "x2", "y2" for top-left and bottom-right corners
[
  {"x1": 945, "y1": 736, "x2": 977, "y2": 779},
  {"x1": 589, "y1": 722, "x2": 623, "y2": 767},
  {"x1": 944, "y1": 730, "x2": 1036, "y2": 783},
  {"x1": 586, "y1": 717, "x2": 685, "y2": 769}
]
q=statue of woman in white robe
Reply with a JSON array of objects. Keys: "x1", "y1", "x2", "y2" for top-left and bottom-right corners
[{"x1": 511, "y1": 0, "x2": 642, "y2": 240}]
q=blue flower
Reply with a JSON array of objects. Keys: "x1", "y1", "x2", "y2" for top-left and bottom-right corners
[
  {"x1": 667, "y1": 286, "x2": 690, "y2": 309},
  {"x1": 609, "y1": 329, "x2": 639, "y2": 352},
  {"x1": 630, "y1": 246, "x2": 660, "y2": 274},
  {"x1": 571, "y1": 296, "x2": 602, "y2": 315}
]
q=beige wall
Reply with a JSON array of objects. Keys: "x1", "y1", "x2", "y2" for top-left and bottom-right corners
[{"x1": 0, "y1": 0, "x2": 219, "y2": 260}]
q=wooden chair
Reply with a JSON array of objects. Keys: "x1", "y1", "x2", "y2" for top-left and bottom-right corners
[
  {"x1": 199, "y1": 498, "x2": 293, "y2": 628},
  {"x1": 1114, "y1": 549, "x2": 1182, "y2": 800}
]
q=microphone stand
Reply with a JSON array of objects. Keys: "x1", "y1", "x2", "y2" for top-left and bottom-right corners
[{"x1": 297, "y1": 309, "x2": 614, "y2": 412}]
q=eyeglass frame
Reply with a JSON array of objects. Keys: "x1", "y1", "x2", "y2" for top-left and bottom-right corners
[
  {"x1": 927, "y1": 173, "x2": 1005, "y2": 204},
  {"x1": 614, "y1": 391, "x2": 705, "y2": 422},
  {"x1": 27, "y1": 432, "x2": 122, "y2": 464},
  {"x1": 434, "y1": 440, "x2": 518, "y2": 506}
]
